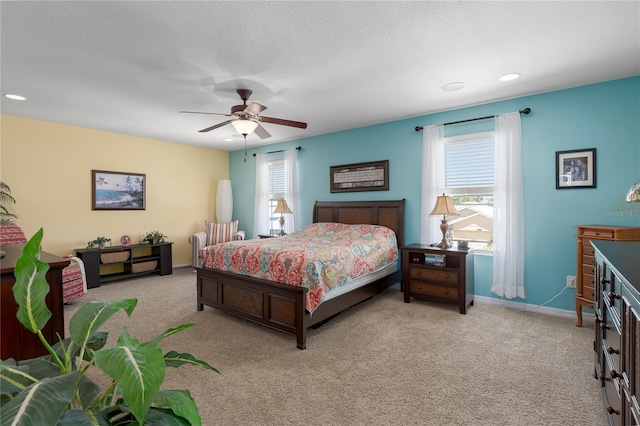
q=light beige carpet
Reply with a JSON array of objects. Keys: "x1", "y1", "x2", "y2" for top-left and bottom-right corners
[{"x1": 64, "y1": 268, "x2": 607, "y2": 426}]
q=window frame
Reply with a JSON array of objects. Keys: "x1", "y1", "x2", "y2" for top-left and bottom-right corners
[{"x1": 443, "y1": 131, "x2": 495, "y2": 252}]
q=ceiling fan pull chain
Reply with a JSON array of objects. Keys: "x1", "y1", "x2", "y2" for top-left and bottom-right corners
[{"x1": 244, "y1": 135, "x2": 247, "y2": 163}]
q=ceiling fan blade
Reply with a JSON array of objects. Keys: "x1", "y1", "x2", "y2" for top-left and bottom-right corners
[
  {"x1": 259, "y1": 116, "x2": 308, "y2": 129},
  {"x1": 244, "y1": 102, "x2": 267, "y2": 116},
  {"x1": 199, "y1": 120, "x2": 233, "y2": 133},
  {"x1": 179, "y1": 111, "x2": 232, "y2": 117},
  {"x1": 254, "y1": 123, "x2": 271, "y2": 139}
]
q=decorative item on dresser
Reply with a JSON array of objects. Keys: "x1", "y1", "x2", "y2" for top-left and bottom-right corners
[
  {"x1": 575, "y1": 225, "x2": 640, "y2": 327},
  {"x1": 402, "y1": 244, "x2": 474, "y2": 314},
  {"x1": 592, "y1": 240, "x2": 640, "y2": 425}
]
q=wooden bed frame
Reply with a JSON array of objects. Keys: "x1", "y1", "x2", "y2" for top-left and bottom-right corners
[{"x1": 196, "y1": 199, "x2": 405, "y2": 349}]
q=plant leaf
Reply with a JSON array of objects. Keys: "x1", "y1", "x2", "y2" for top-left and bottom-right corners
[
  {"x1": 58, "y1": 408, "x2": 111, "y2": 426},
  {"x1": 94, "y1": 344, "x2": 165, "y2": 423},
  {"x1": 0, "y1": 370, "x2": 79, "y2": 425},
  {"x1": 163, "y1": 351, "x2": 220, "y2": 373},
  {"x1": 69, "y1": 299, "x2": 137, "y2": 349},
  {"x1": 143, "y1": 407, "x2": 191, "y2": 425},
  {"x1": 12, "y1": 227, "x2": 51, "y2": 333},
  {"x1": 143, "y1": 323, "x2": 195, "y2": 348},
  {"x1": 152, "y1": 389, "x2": 201, "y2": 426}
]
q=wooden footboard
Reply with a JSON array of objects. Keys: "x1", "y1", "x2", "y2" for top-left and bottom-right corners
[{"x1": 196, "y1": 266, "x2": 401, "y2": 349}]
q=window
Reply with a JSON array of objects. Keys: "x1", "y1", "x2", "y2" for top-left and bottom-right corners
[
  {"x1": 444, "y1": 132, "x2": 494, "y2": 251},
  {"x1": 268, "y1": 160, "x2": 284, "y2": 235}
]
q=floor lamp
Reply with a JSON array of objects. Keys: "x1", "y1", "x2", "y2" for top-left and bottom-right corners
[{"x1": 216, "y1": 179, "x2": 233, "y2": 223}]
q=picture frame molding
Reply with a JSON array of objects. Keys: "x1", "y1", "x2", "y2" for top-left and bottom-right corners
[
  {"x1": 555, "y1": 148, "x2": 597, "y2": 189},
  {"x1": 92, "y1": 170, "x2": 146, "y2": 210}
]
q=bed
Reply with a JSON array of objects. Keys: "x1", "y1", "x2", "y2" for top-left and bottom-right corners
[{"x1": 196, "y1": 199, "x2": 405, "y2": 349}]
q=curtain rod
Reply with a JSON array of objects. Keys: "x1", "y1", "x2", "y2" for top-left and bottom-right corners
[
  {"x1": 252, "y1": 146, "x2": 301, "y2": 157},
  {"x1": 414, "y1": 108, "x2": 531, "y2": 132}
]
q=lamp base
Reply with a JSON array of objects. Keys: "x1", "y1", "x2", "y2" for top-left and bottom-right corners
[
  {"x1": 438, "y1": 218, "x2": 451, "y2": 249},
  {"x1": 279, "y1": 215, "x2": 286, "y2": 236}
]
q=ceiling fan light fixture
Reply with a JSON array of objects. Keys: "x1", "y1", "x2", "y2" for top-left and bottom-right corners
[{"x1": 231, "y1": 119, "x2": 258, "y2": 135}]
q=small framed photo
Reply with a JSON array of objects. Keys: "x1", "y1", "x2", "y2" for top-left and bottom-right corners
[
  {"x1": 92, "y1": 170, "x2": 146, "y2": 210},
  {"x1": 556, "y1": 148, "x2": 596, "y2": 189}
]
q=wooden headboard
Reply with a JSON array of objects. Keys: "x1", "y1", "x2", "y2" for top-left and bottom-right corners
[{"x1": 312, "y1": 199, "x2": 405, "y2": 247}]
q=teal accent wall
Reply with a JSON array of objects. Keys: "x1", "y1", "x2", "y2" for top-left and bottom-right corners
[{"x1": 230, "y1": 76, "x2": 640, "y2": 310}]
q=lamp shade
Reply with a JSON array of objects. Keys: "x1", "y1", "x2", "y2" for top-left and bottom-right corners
[
  {"x1": 626, "y1": 179, "x2": 640, "y2": 203},
  {"x1": 273, "y1": 199, "x2": 293, "y2": 214},
  {"x1": 231, "y1": 119, "x2": 258, "y2": 135},
  {"x1": 216, "y1": 179, "x2": 233, "y2": 223},
  {"x1": 429, "y1": 193, "x2": 459, "y2": 216}
]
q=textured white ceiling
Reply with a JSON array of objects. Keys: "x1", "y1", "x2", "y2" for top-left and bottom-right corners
[{"x1": 1, "y1": 1, "x2": 638, "y2": 151}]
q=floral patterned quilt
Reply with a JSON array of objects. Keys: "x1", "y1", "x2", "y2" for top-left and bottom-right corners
[{"x1": 203, "y1": 222, "x2": 399, "y2": 313}]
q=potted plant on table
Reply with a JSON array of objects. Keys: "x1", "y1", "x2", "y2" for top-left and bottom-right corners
[
  {"x1": 141, "y1": 231, "x2": 166, "y2": 245},
  {"x1": 87, "y1": 236, "x2": 112, "y2": 249},
  {"x1": 0, "y1": 228, "x2": 219, "y2": 425}
]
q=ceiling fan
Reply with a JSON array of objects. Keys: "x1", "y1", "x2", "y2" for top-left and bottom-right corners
[{"x1": 179, "y1": 88, "x2": 307, "y2": 139}]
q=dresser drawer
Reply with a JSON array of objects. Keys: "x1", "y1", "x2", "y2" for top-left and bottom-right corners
[
  {"x1": 583, "y1": 229, "x2": 616, "y2": 239},
  {"x1": 583, "y1": 244, "x2": 595, "y2": 257},
  {"x1": 582, "y1": 282, "x2": 595, "y2": 301},
  {"x1": 409, "y1": 280, "x2": 458, "y2": 300},
  {"x1": 582, "y1": 264, "x2": 595, "y2": 276},
  {"x1": 409, "y1": 267, "x2": 458, "y2": 284}
]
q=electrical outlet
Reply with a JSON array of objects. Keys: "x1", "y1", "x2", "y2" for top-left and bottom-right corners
[{"x1": 567, "y1": 276, "x2": 576, "y2": 288}]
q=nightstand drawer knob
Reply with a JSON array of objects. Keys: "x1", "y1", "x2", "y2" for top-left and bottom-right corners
[{"x1": 606, "y1": 407, "x2": 620, "y2": 416}]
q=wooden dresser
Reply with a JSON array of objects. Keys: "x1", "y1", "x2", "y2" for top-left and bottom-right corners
[
  {"x1": 1, "y1": 244, "x2": 68, "y2": 361},
  {"x1": 592, "y1": 240, "x2": 640, "y2": 425},
  {"x1": 575, "y1": 225, "x2": 640, "y2": 327}
]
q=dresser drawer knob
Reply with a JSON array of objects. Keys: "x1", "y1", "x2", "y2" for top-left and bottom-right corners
[
  {"x1": 416, "y1": 271, "x2": 422, "y2": 276},
  {"x1": 606, "y1": 346, "x2": 620, "y2": 355},
  {"x1": 607, "y1": 407, "x2": 620, "y2": 415},
  {"x1": 608, "y1": 292, "x2": 621, "y2": 305},
  {"x1": 610, "y1": 369, "x2": 623, "y2": 380}
]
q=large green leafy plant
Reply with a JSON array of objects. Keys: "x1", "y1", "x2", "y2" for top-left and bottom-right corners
[{"x1": 0, "y1": 228, "x2": 219, "y2": 425}]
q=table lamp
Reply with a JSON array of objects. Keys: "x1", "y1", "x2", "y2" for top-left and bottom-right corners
[
  {"x1": 626, "y1": 179, "x2": 640, "y2": 203},
  {"x1": 429, "y1": 193, "x2": 460, "y2": 249},
  {"x1": 273, "y1": 199, "x2": 293, "y2": 236}
]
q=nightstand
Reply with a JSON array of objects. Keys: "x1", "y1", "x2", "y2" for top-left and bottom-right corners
[{"x1": 402, "y1": 244, "x2": 474, "y2": 314}]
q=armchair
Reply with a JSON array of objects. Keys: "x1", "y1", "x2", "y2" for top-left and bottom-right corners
[
  {"x1": 189, "y1": 220, "x2": 245, "y2": 268},
  {"x1": 0, "y1": 225, "x2": 87, "y2": 303}
]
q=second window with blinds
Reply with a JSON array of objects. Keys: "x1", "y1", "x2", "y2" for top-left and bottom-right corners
[
  {"x1": 268, "y1": 160, "x2": 285, "y2": 236},
  {"x1": 444, "y1": 131, "x2": 495, "y2": 251}
]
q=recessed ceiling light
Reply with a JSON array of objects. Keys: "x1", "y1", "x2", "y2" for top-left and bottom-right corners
[
  {"x1": 499, "y1": 73, "x2": 520, "y2": 82},
  {"x1": 224, "y1": 138, "x2": 234, "y2": 142},
  {"x1": 4, "y1": 94, "x2": 26, "y2": 101},
  {"x1": 441, "y1": 82, "x2": 465, "y2": 92}
]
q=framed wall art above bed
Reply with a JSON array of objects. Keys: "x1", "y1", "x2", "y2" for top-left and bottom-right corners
[{"x1": 330, "y1": 160, "x2": 389, "y2": 193}]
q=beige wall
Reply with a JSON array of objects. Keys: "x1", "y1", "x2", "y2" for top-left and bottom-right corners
[{"x1": 0, "y1": 115, "x2": 228, "y2": 266}]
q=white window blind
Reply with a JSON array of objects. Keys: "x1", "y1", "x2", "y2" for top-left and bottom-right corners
[
  {"x1": 269, "y1": 161, "x2": 284, "y2": 196},
  {"x1": 444, "y1": 136, "x2": 494, "y2": 193}
]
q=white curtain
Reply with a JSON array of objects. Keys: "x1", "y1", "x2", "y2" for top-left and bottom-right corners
[
  {"x1": 491, "y1": 112, "x2": 526, "y2": 299},
  {"x1": 420, "y1": 124, "x2": 445, "y2": 244},
  {"x1": 283, "y1": 148, "x2": 298, "y2": 233},
  {"x1": 253, "y1": 153, "x2": 270, "y2": 238}
]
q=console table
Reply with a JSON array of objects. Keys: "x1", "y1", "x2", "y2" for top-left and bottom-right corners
[
  {"x1": 75, "y1": 242, "x2": 173, "y2": 288},
  {"x1": 1, "y1": 244, "x2": 68, "y2": 360}
]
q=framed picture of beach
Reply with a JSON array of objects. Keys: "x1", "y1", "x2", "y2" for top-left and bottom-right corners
[{"x1": 92, "y1": 170, "x2": 146, "y2": 210}]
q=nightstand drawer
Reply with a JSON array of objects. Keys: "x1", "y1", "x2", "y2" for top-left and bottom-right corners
[
  {"x1": 409, "y1": 280, "x2": 458, "y2": 300},
  {"x1": 409, "y1": 267, "x2": 458, "y2": 284}
]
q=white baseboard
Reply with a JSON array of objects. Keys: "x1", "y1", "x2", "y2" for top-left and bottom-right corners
[{"x1": 474, "y1": 295, "x2": 589, "y2": 320}]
